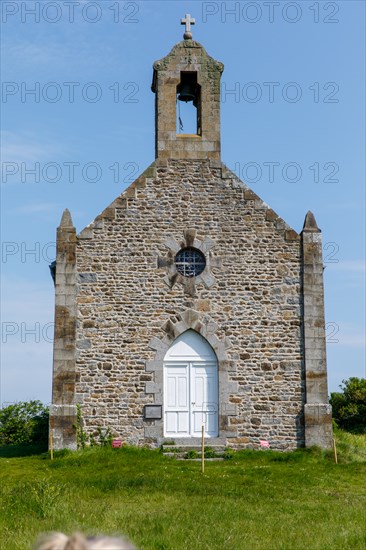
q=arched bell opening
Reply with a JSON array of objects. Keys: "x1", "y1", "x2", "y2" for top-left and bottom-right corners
[{"x1": 176, "y1": 72, "x2": 202, "y2": 135}]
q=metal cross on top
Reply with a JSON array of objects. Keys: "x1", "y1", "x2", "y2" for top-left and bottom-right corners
[{"x1": 181, "y1": 13, "x2": 195, "y2": 40}]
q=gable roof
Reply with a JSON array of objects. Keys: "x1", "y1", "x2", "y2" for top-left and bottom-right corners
[{"x1": 75, "y1": 160, "x2": 301, "y2": 245}]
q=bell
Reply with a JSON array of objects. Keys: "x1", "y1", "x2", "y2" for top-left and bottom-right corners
[{"x1": 178, "y1": 82, "x2": 196, "y2": 103}]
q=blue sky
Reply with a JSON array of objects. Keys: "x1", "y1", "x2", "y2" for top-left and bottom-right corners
[{"x1": 1, "y1": 0, "x2": 365, "y2": 406}]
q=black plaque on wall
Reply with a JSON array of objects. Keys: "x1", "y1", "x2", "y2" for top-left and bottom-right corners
[{"x1": 144, "y1": 405, "x2": 162, "y2": 420}]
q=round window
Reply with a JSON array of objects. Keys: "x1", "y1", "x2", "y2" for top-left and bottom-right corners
[{"x1": 175, "y1": 247, "x2": 206, "y2": 278}]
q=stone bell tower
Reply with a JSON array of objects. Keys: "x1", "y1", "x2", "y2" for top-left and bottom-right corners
[{"x1": 151, "y1": 14, "x2": 224, "y2": 160}]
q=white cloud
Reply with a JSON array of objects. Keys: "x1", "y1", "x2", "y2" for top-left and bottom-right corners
[
  {"x1": 2, "y1": 23, "x2": 128, "y2": 73},
  {"x1": 3, "y1": 41, "x2": 66, "y2": 67},
  {"x1": 12, "y1": 203, "x2": 57, "y2": 215},
  {"x1": 1, "y1": 130, "x2": 65, "y2": 164},
  {"x1": 330, "y1": 260, "x2": 366, "y2": 273}
]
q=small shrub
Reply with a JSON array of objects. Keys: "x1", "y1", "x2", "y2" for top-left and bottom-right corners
[
  {"x1": 223, "y1": 448, "x2": 235, "y2": 460},
  {"x1": 330, "y1": 377, "x2": 366, "y2": 434},
  {"x1": 204, "y1": 447, "x2": 217, "y2": 458},
  {"x1": 74, "y1": 405, "x2": 113, "y2": 448},
  {"x1": 185, "y1": 450, "x2": 199, "y2": 459},
  {"x1": 97, "y1": 427, "x2": 113, "y2": 447},
  {"x1": 74, "y1": 404, "x2": 88, "y2": 449},
  {"x1": 0, "y1": 401, "x2": 48, "y2": 446},
  {"x1": 163, "y1": 447, "x2": 182, "y2": 453}
]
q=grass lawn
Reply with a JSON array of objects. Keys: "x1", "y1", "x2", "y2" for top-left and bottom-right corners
[{"x1": 0, "y1": 431, "x2": 365, "y2": 550}]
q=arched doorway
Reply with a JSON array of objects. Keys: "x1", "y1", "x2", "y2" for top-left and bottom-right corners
[{"x1": 163, "y1": 330, "x2": 218, "y2": 437}]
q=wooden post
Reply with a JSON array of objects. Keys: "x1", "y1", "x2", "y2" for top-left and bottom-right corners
[
  {"x1": 50, "y1": 430, "x2": 54, "y2": 460},
  {"x1": 333, "y1": 437, "x2": 338, "y2": 464},
  {"x1": 201, "y1": 425, "x2": 205, "y2": 474}
]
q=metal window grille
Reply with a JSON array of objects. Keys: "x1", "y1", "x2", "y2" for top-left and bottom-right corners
[{"x1": 175, "y1": 247, "x2": 206, "y2": 278}]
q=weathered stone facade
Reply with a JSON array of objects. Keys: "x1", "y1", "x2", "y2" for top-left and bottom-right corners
[{"x1": 50, "y1": 33, "x2": 332, "y2": 451}]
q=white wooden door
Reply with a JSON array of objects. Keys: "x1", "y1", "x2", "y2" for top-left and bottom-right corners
[
  {"x1": 164, "y1": 363, "x2": 190, "y2": 436},
  {"x1": 191, "y1": 362, "x2": 218, "y2": 437},
  {"x1": 164, "y1": 362, "x2": 218, "y2": 437},
  {"x1": 164, "y1": 331, "x2": 218, "y2": 438}
]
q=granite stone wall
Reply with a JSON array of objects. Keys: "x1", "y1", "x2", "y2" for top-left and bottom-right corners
[{"x1": 73, "y1": 159, "x2": 305, "y2": 450}]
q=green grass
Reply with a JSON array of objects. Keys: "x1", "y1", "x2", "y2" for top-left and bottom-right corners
[
  {"x1": 333, "y1": 426, "x2": 366, "y2": 463},
  {"x1": 0, "y1": 434, "x2": 365, "y2": 550}
]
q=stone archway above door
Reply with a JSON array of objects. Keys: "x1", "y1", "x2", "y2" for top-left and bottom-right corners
[{"x1": 144, "y1": 309, "x2": 238, "y2": 443}]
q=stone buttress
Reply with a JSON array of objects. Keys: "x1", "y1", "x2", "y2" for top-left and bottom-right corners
[
  {"x1": 50, "y1": 209, "x2": 77, "y2": 450},
  {"x1": 301, "y1": 212, "x2": 333, "y2": 448}
]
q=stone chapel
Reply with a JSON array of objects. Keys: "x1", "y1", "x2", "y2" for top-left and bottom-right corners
[{"x1": 50, "y1": 16, "x2": 332, "y2": 451}]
